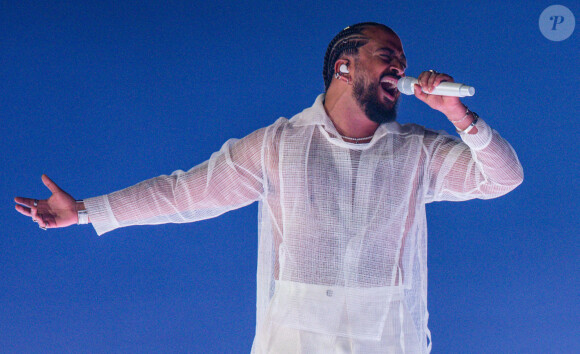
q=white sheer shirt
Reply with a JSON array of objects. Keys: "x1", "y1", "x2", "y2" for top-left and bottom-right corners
[{"x1": 85, "y1": 94, "x2": 523, "y2": 353}]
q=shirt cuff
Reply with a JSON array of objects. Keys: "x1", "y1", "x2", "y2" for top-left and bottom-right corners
[
  {"x1": 84, "y1": 194, "x2": 120, "y2": 236},
  {"x1": 459, "y1": 117, "x2": 493, "y2": 150}
]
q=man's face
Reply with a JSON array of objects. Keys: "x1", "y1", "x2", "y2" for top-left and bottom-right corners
[{"x1": 351, "y1": 27, "x2": 407, "y2": 124}]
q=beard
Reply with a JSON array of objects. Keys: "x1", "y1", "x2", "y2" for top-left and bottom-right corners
[{"x1": 353, "y1": 76, "x2": 399, "y2": 124}]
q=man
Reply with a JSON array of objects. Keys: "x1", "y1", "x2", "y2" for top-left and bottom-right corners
[{"x1": 15, "y1": 23, "x2": 523, "y2": 353}]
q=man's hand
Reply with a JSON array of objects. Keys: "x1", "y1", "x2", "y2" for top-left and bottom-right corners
[
  {"x1": 412, "y1": 70, "x2": 467, "y2": 120},
  {"x1": 15, "y1": 175, "x2": 78, "y2": 229},
  {"x1": 413, "y1": 70, "x2": 478, "y2": 133}
]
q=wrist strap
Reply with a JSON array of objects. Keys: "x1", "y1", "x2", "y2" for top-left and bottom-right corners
[{"x1": 76, "y1": 200, "x2": 89, "y2": 225}]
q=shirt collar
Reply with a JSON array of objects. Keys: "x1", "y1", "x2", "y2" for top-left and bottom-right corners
[{"x1": 291, "y1": 94, "x2": 403, "y2": 140}]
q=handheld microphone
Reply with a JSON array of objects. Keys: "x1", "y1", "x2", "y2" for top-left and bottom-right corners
[{"x1": 397, "y1": 76, "x2": 475, "y2": 97}]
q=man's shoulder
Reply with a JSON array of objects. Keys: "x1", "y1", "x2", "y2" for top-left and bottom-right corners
[
  {"x1": 390, "y1": 122, "x2": 452, "y2": 140},
  {"x1": 286, "y1": 104, "x2": 324, "y2": 128},
  {"x1": 387, "y1": 121, "x2": 428, "y2": 137}
]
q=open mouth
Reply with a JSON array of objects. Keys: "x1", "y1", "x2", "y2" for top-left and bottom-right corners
[{"x1": 380, "y1": 76, "x2": 399, "y2": 101}]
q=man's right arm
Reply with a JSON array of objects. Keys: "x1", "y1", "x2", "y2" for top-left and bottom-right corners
[{"x1": 16, "y1": 127, "x2": 268, "y2": 235}]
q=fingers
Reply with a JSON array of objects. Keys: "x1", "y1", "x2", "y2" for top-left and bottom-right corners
[
  {"x1": 417, "y1": 71, "x2": 430, "y2": 91},
  {"x1": 14, "y1": 196, "x2": 41, "y2": 222},
  {"x1": 30, "y1": 203, "x2": 39, "y2": 223},
  {"x1": 15, "y1": 196, "x2": 32, "y2": 207},
  {"x1": 413, "y1": 84, "x2": 428, "y2": 101},
  {"x1": 14, "y1": 196, "x2": 42, "y2": 212},
  {"x1": 15, "y1": 175, "x2": 59, "y2": 205},
  {"x1": 14, "y1": 200, "x2": 50, "y2": 229},
  {"x1": 42, "y1": 174, "x2": 62, "y2": 195},
  {"x1": 417, "y1": 70, "x2": 454, "y2": 94},
  {"x1": 15, "y1": 203, "x2": 32, "y2": 217},
  {"x1": 36, "y1": 213, "x2": 51, "y2": 229},
  {"x1": 14, "y1": 197, "x2": 39, "y2": 218}
]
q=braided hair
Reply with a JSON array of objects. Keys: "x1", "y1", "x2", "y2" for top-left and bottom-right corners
[{"x1": 322, "y1": 22, "x2": 395, "y2": 91}]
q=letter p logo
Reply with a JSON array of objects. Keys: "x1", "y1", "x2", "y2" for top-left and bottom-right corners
[
  {"x1": 539, "y1": 5, "x2": 575, "y2": 41},
  {"x1": 550, "y1": 15, "x2": 565, "y2": 30}
]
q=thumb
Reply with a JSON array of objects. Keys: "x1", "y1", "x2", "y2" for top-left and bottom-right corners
[
  {"x1": 42, "y1": 174, "x2": 63, "y2": 195},
  {"x1": 413, "y1": 84, "x2": 428, "y2": 102}
]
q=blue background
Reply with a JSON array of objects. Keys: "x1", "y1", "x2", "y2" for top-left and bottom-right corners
[{"x1": 2, "y1": 0, "x2": 578, "y2": 352}]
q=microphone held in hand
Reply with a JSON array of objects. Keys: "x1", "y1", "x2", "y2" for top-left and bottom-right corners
[{"x1": 397, "y1": 77, "x2": 475, "y2": 97}]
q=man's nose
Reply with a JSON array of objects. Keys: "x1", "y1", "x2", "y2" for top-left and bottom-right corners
[{"x1": 389, "y1": 58, "x2": 405, "y2": 76}]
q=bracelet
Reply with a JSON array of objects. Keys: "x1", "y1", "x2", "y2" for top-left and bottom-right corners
[
  {"x1": 76, "y1": 200, "x2": 89, "y2": 225},
  {"x1": 449, "y1": 106, "x2": 470, "y2": 123},
  {"x1": 456, "y1": 111, "x2": 479, "y2": 134}
]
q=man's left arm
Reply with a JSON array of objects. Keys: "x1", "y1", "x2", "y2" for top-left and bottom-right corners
[
  {"x1": 424, "y1": 118, "x2": 523, "y2": 201},
  {"x1": 414, "y1": 71, "x2": 524, "y2": 201}
]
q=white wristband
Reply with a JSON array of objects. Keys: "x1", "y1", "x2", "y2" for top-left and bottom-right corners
[{"x1": 77, "y1": 200, "x2": 89, "y2": 225}]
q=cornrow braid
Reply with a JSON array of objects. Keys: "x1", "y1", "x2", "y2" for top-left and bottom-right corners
[{"x1": 322, "y1": 22, "x2": 395, "y2": 91}]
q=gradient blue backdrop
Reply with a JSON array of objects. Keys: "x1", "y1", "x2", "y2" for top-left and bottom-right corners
[{"x1": 2, "y1": 0, "x2": 578, "y2": 352}]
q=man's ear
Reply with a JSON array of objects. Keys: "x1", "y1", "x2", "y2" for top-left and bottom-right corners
[{"x1": 334, "y1": 59, "x2": 350, "y2": 75}]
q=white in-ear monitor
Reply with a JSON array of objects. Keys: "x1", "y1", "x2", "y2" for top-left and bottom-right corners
[{"x1": 339, "y1": 64, "x2": 349, "y2": 74}]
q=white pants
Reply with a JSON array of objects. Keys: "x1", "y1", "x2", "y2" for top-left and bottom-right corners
[{"x1": 252, "y1": 281, "x2": 423, "y2": 354}]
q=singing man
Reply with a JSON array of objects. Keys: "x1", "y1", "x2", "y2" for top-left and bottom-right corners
[{"x1": 16, "y1": 22, "x2": 523, "y2": 353}]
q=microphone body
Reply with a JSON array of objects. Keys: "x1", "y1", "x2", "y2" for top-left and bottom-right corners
[{"x1": 397, "y1": 76, "x2": 475, "y2": 97}]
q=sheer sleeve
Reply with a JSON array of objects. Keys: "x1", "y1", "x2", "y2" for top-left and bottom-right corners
[
  {"x1": 84, "y1": 127, "x2": 267, "y2": 235},
  {"x1": 424, "y1": 118, "x2": 523, "y2": 203}
]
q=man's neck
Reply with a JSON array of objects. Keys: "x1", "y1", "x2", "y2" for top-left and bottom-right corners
[{"x1": 323, "y1": 87, "x2": 379, "y2": 139}]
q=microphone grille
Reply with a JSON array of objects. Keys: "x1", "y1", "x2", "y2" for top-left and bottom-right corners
[{"x1": 397, "y1": 77, "x2": 416, "y2": 95}]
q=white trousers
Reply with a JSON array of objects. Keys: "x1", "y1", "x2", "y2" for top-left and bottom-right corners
[{"x1": 252, "y1": 281, "x2": 423, "y2": 354}]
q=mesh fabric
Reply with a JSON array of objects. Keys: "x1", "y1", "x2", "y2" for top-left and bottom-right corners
[{"x1": 85, "y1": 94, "x2": 523, "y2": 353}]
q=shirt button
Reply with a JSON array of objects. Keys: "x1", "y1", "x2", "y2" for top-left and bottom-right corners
[{"x1": 326, "y1": 289, "x2": 333, "y2": 297}]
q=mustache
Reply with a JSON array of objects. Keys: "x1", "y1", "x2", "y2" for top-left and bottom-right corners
[{"x1": 380, "y1": 73, "x2": 402, "y2": 81}]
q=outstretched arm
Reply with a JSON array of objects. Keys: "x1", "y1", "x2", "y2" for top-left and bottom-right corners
[
  {"x1": 15, "y1": 124, "x2": 271, "y2": 235},
  {"x1": 84, "y1": 126, "x2": 268, "y2": 235},
  {"x1": 14, "y1": 174, "x2": 86, "y2": 229}
]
